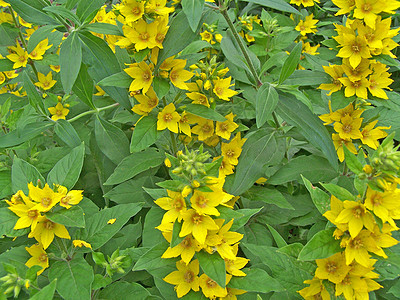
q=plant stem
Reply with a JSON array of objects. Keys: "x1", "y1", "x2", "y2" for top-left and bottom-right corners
[
  {"x1": 67, "y1": 103, "x2": 119, "y2": 123},
  {"x1": 219, "y1": 8, "x2": 262, "y2": 87}
]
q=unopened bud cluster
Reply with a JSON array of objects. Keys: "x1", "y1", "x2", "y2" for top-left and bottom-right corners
[{"x1": 172, "y1": 148, "x2": 211, "y2": 178}]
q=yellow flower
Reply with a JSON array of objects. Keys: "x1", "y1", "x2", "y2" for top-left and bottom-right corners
[
  {"x1": 343, "y1": 230, "x2": 386, "y2": 267},
  {"x1": 332, "y1": 0, "x2": 355, "y2": 15},
  {"x1": 323, "y1": 195, "x2": 348, "y2": 233},
  {"x1": 298, "y1": 277, "x2": 331, "y2": 300},
  {"x1": 34, "y1": 72, "x2": 57, "y2": 90},
  {"x1": 25, "y1": 244, "x2": 49, "y2": 275},
  {"x1": 59, "y1": 190, "x2": 83, "y2": 209},
  {"x1": 48, "y1": 102, "x2": 69, "y2": 121},
  {"x1": 213, "y1": 77, "x2": 237, "y2": 101},
  {"x1": 169, "y1": 61, "x2": 194, "y2": 90},
  {"x1": 50, "y1": 65, "x2": 60, "y2": 73},
  {"x1": 199, "y1": 274, "x2": 231, "y2": 299},
  {"x1": 295, "y1": 14, "x2": 318, "y2": 36},
  {"x1": 178, "y1": 111, "x2": 196, "y2": 137},
  {"x1": 360, "y1": 120, "x2": 389, "y2": 149},
  {"x1": 221, "y1": 133, "x2": 246, "y2": 166},
  {"x1": 5, "y1": 70, "x2": 18, "y2": 79},
  {"x1": 186, "y1": 92, "x2": 209, "y2": 107},
  {"x1": 336, "y1": 34, "x2": 371, "y2": 69},
  {"x1": 73, "y1": 240, "x2": 92, "y2": 249},
  {"x1": 157, "y1": 103, "x2": 181, "y2": 133},
  {"x1": 162, "y1": 235, "x2": 201, "y2": 264},
  {"x1": 132, "y1": 87, "x2": 159, "y2": 116},
  {"x1": 315, "y1": 252, "x2": 351, "y2": 284},
  {"x1": 218, "y1": 158, "x2": 235, "y2": 177},
  {"x1": 146, "y1": 0, "x2": 174, "y2": 15},
  {"x1": 290, "y1": 0, "x2": 319, "y2": 7},
  {"x1": 205, "y1": 219, "x2": 243, "y2": 260},
  {"x1": 8, "y1": 196, "x2": 41, "y2": 231},
  {"x1": 333, "y1": 115, "x2": 363, "y2": 140},
  {"x1": 215, "y1": 113, "x2": 238, "y2": 140},
  {"x1": 220, "y1": 288, "x2": 246, "y2": 300},
  {"x1": 6, "y1": 43, "x2": 28, "y2": 69},
  {"x1": 179, "y1": 209, "x2": 219, "y2": 244},
  {"x1": 191, "y1": 118, "x2": 214, "y2": 141},
  {"x1": 155, "y1": 190, "x2": 187, "y2": 223},
  {"x1": 119, "y1": 0, "x2": 145, "y2": 24},
  {"x1": 29, "y1": 217, "x2": 71, "y2": 249},
  {"x1": 364, "y1": 187, "x2": 400, "y2": 227},
  {"x1": 131, "y1": 19, "x2": 158, "y2": 51},
  {"x1": 28, "y1": 39, "x2": 52, "y2": 60},
  {"x1": 124, "y1": 61, "x2": 153, "y2": 93},
  {"x1": 225, "y1": 244, "x2": 249, "y2": 276},
  {"x1": 163, "y1": 260, "x2": 200, "y2": 298},
  {"x1": 342, "y1": 58, "x2": 371, "y2": 82},
  {"x1": 190, "y1": 189, "x2": 222, "y2": 216},
  {"x1": 335, "y1": 200, "x2": 375, "y2": 238},
  {"x1": 107, "y1": 218, "x2": 116, "y2": 224},
  {"x1": 29, "y1": 183, "x2": 63, "y2": 212},
  {"x1": 368, "y1": 72, "x2": 394, "y2": 100},
  {"x1": 200, "y1": 30, "x2": 214, "y2": 43},
  {"x1": 353, "y1": 0, "x2": 382, "y2": 29}
]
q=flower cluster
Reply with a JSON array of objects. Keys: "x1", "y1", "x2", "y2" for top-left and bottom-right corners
[
  {"x1": 6, "y1": 182, "x2": 83, "y2": 275},
  {"x1": 319, "y1": 4, "x2": 399, "y2": 100},
  {"x1": 319, "y1": 103, "x2": 389, "y2": 161},
  {"x1": 300, "y1": 135, "x2": 400, "y2": 299},
  {"x1": 156, "y1": 149, "x2": 248, "y2": 299}
]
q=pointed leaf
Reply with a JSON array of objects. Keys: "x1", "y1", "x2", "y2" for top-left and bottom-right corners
[
  {"x1": 298, "y1": 228, "x2": 341, "y2": 261},
  {"x1": 196, "y1": 251, "x2": 226, "y2": 287},
  {"x1": 60, "y1": 32, "x2": 82, "y2": 94},
  {"x1": 256, "y1": 83, "x2": 279, "y2": 128},
  {"x1": 279, "y1": 42, "x2": 302, "y2": 84},
  {"x1": 12, "y1": 158, "x2": 45, "y2": 194}
]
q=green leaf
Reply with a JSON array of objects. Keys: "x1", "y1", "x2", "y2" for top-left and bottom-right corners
[
  {"x1": 0, "y1": 58, "x2": 14, "y2": 71},
  {"x1": 30, "y1": 280, "x2": 57, "y2": 300},
  {"x1": 196, "y1": 251, "x2": 226, "y2": 287},
  {"x1": 79, "y1": 31, "x2": 131, "y2": 109},
  {"x1": 104, "y1": 148, "x2": 163, "y2": 185},
  {"x1": 0, "y1": 24, "x2": 19, "y2": 47},
  {"x1": 60, "y1": 32, "x2": 82, "y2": 94},
  {"x1": 298, "y1": 228, "x2": 341, "y2": 261},
  {"x1": 229, "y1": 268, "x2": 284, "y2": 293},
  {"x1": 82, "y1": 23, "x2": 122, "y2": 36},
  {"x1": 54, "y1": 119, "x2": 81, "y2": 148},
  {"x1": 157, "y1": 11, "x2": 201, "y2": 67},
  {"x1": 0, "y1": 170, "x2": 12, "y2": 198},
  {"x1": 98, "y1": 71, "x2": 131, "y2": 88},
  {"x1": 47, "y1": 143, "x2": 85, "y2": 189},
  {"x1": 152, "y1": 77, "x2": 170, "y2": 99},
  {"x1": 46, "y1": 206, "x2": 85, "y2": 228},
  {"x1": 267, "y1": 224, "x2": 287, "y2": 248},
  {"x1": 181, "y1": 0, "x2": 204, "y2": 32},
  {"x1": 285, "y1": 70, "x2": 330, "y2": 86},
  {"x1": 343, "y1": 146, "x2": 363, "y2": 174},
  {"x1": 156, "y1": 180, "x2": 183, "y2": 191},
  {"x1": 12, "y1": 158, "x2": 45, "y2": 194},
  {"x1": 276, "y1": 93, "x2": 338, "y2": 169},
  {"x1": 279, "y1": 42, "x2": 302, "y2": 84},
  {"x1": 133, "y1": 242, "x2": 176, "y2": 277},
  {"x1": 256, "y1": 83, "x2": 279, "y2": 128},
  {"x1": 94, "y1": 115, "x2": 130, "y2": 165},
  {"x1": 76, "y1": 0, "x2": 104, "y2": 22},
  {"x1": 0, "y1": 123, "x2": 52, "y2": 148},
  {"x1": 82, "y1": 203, "x2": 143, "y2": 249},
  {"x1": 170, "y1": 221, "x2": 184, "y2": 248},
  {"x1": 130, "y1": 115, "x2": 159, "y2": 152},
  {"x1": 242, "y1": 0, "x2": 300, "y2": 14},
  {"x1": 8, "y1": 0, "x2": 59, "y2": 25},
  {"x1": 48, "y1": 258, "x2": 94, "y2": 300},
  {"x1": 43, "y1": 6, "x2": 81, "y2": 26},
  {"x1": 185, "y1": 104, "x2": 226, "y2": 122},
  {"x1": 98, "y1": 282, "x2": 151, "y2": 300},
  {"x1": 267, "y1": 155, "x2": 338, "y2": 184},
  {"x1": 301, "y1": 175, "x2": 330, "y2": 214},
  {"x1": 27, "y1": 25, "x2": 60, "y2": 53},
  {"x1": 321, "y1": 183, "x2": 355, "y2": 201},
  {"x1": 229, "y1": 129, "x2": 285, "y2": 195},
  {"x1": 23, "y1": 71, "x2": 46, "y2": 115},
  {"x1": 218, "y1": 207, "x2": 261, "y2": 231},
  {"x1": 243, "y1": 186, "x2": 294, "y2": 210},
  {"x1": 220, "y1": 32, "x2": 252, "y2": 76},
  {"x1": 72, "y1": 63, "x2": 95, "y2": 109},
  {"x1": 0, "y1": 207, "x2": 29, "y2": 237}
]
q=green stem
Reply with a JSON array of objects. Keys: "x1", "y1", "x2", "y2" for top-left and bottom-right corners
[
  {"x1": 162, "y1": 97, "x2": 178, "y2": 154},
  {"x1": 67, "y1": 103, "x2": 119, "y2": 123},
  {"x1": 272, "y1": 111, "x2": 280, "y2": 128},
  {"x1": 8, "y1": 6, "x2": 38, "y2": 77},
  {"x1": 219, "y1": 8, "x2": 262, "y2": 87}
]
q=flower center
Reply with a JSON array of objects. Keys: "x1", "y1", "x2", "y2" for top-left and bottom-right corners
[
  {"x1": 351, "y1": 237, "x2": 363, "y2": 249},
  {"x1": 206, "y1": 278, "x2": 217, "y2": 288},
  {"x1": 140, "y1": 32, "x2": 149, "y2": 41},
  {"x1": 38, "y1": 253, "x2": 47, "y2": 262},
  {"x1": 27, "y1": 210, "x2": 38, "y2": 218},
  {"x1": 192, "y1": 213, "x2": 202, "y2": 225},
  {"x1": 325, "y1": 261, "x2": 337, "y2": 274},
  {"x1": 61, "y1": 196, "x2": 70, "y2": 204},
  {"x1": 226, "y1": 149, "x2": 235, "y2": 157},
  {"x1": 220, "y1": 123, "x2": 228, "y2": 132},
  {"x1": 156, "y1": 33, "x2": 165, "y2": 43},
  {"x1": 342, "y1": 124, "x2": 352, "y2": 133},
  {"x1": 163, "y1": 113, "x2": 173, "y2": 122},
  {"x1": 352, "y1": 44, "x2": 360, "y2": 53},
  {"x1": 132, "y1": 7, "x2": 140, "y2": 15},
  {"x1": 44, "y1": 220, "x2": 54, "y2": 230},
  {"x1": 184, "y1": 270, "x2": 195, "y2": 283},
  {"x1": 352, "y1": 207, "x2": 362, "y2": 218},
  {"x1": 19, "y1": 55, "x2": 26, "y2": 62},
  {"x1": 196, "y1": 196, "x2": 208, "y2": 208},
  {"x1": 202, "y1": 124, "x2": 212, "y2": 133},
  {"x1": 143, "y1": 72, "x2": 151, "y2": 81},
  {"x1": 182, "y1": 237, "x2": 192, "y2": 248},
  {"x1": 216, "y1": 87, "x2": 223, "y2": 95},
  {"x1": 362, "y1": 3, "x2": 371, "y2": 12},
  {"x1": 41, "y1": 197, "x2": 52, "y2": 207}
]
